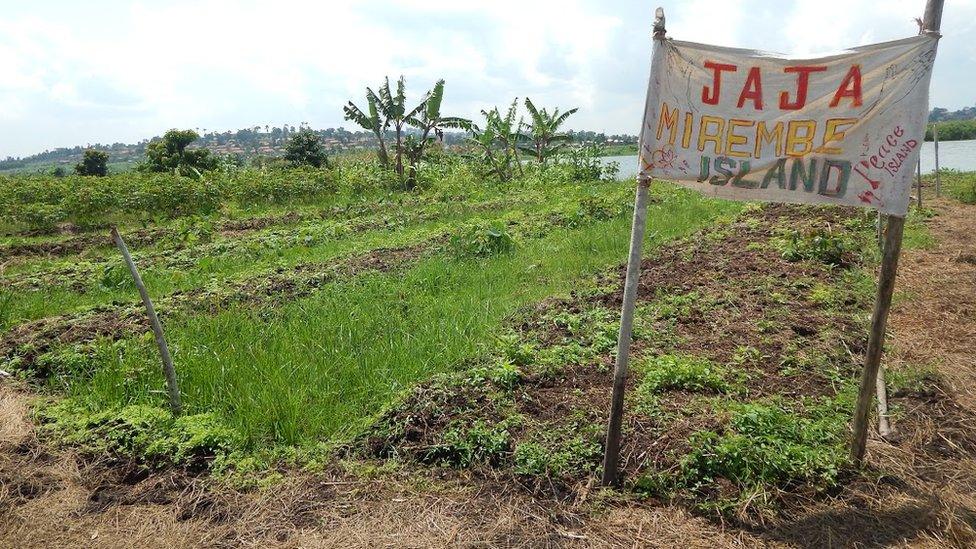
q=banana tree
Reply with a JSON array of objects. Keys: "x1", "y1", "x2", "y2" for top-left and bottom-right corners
[
  {"x1": 343, "y1": 90, "x2": 389, "y2": 167},
  {"x1": 404, "y1": 79, "x2": 471, "y2": 186},
  {"x1": 520, "y1": 98, "x2": 579, "y2": 163},
  {"x1": 345, "y1": 76, "x2": 468, "y2": 187},
  {"x1": 465, "y1": 99, "x2": 526, "y2": 181}
]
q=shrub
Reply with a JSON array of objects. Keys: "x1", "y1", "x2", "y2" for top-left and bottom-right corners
[
  {"x1": 140, "y1": 129, "x2": 218, "y2": 176},
  {"x1": 449, "y1": 222, "x2": 516, "y2": 258},
  {"x1": 284, "y1": 129, "x2": 330, "y2": 168},
  {"x1": 562, "y1": 143, "x2": 619, "y2": 182}
]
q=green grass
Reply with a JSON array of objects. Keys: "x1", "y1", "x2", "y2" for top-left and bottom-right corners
[
  {"x1": 939, "y1": 169, "x2": 976, "y2": 204},
  {"x1": 0, "y1": 181, "x2": 630, "y2": 327},
  {"x1": 52, "y1": 186, "x2": 737, "y2": 449}
]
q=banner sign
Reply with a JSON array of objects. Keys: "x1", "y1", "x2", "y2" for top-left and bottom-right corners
[{"x1": 638, "y1": 35, "x2": 939, "y2": 216}]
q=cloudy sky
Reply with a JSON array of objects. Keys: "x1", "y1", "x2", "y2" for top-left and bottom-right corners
[{"x1": 1, "y1": 0, "x2": 974, "y2": 157}]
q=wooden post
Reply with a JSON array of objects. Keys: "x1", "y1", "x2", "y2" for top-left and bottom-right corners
[
  {"x1": 112, "y1": 227, "x2": 183, "y2": 415},
  {"x1": 601, "y1": 6, "x2": 665, "y2": 487},
  {"x1": 601, "y1": 178, "x2": 652, "y2": 486},
  {"x1": 916, "y1": 157, "x2": 923, "y2": 209},
  {"x1": 850, "y1": 0, "x2": 942, "y2": 466},
  {"x1": 934, "y1": 124, "x2": 941, "y2": 196},
  {"x1": 873, "y1": 213, "x2": 891, "y2": 437}
]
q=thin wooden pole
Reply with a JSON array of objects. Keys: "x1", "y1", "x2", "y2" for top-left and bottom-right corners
[
  {"x1": 851, "y1": 0, "x2": 942, "y2": 466},
  {"x1": 112, "y1": 227, "x2": 183, "y2": 415},
  {"x1": 601, "y1": 178, "x2": 652, "y2": 486},
  {"x1": 916, "y1": 157, "x2": 923, "y2": 209},
  {"x1": 601, "y1": 7, "x2": 664, "y2": 487},
  {"x1": 874, "y1": 213, "x2": 892, "y2": 438},
  {"x1": 852, "y1": 216, "x2": 905, "y2": 463},
  {"x1": 876, "y1": 368, "x2": 892, "y2": 437},
  {"x1": 934, "y1": 124, "x2": 941, "y2": 196}
]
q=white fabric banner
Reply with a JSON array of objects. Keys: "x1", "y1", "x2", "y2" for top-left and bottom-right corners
[{"x1": 638, "y1": 35, "x2": 939, "y2": 216}]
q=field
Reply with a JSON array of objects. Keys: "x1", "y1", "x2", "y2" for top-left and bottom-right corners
[{"x1": 2, "y1": 160, "x2": 976, "y2": 547}]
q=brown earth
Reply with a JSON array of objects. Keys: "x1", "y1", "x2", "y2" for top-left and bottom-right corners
[{"x1": 1, "y1": 199, "x2": 974, "y2": 547}]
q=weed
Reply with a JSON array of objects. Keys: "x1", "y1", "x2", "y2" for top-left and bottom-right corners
[
  {"x1": 776, "y1": 228, "x2": 857, "y2": 267},
  {"x1": 468, "y1": 360, "x2": 522, "y2": 391},
  {"x1": 636, "y1": 354, "x2": 729, "y2": 395},
  {"x1": 449, "y1": 222, "x2": 516, "y2": 257},
  {"x1": 0, "y1": 289, "x2": 12, "y2": 330},
  {"x1": 512, "y1": 418, "x2": 603, "y2": 478},
  {"x1": 886, "y1": 363, "x2": 941, "y2": 395},
  {"x1": 424, "y1": 417, "x2": 520, "y2": 468},
  {"x1": 943, "y1": 169, "x2": 976, "y2": 204},
  {"x1": 35, "y1": 400, "x2": 242, "y2": 471},
  {"x1": 675, "y1": 396, "x2": 850, "y2": 496}
]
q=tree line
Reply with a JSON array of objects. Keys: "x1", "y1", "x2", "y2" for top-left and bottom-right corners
[{"x1": 60, "y1": 76, "x2": 598, "y2": 184}]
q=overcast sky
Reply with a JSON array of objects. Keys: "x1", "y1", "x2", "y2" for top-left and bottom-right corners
[{"x1": 1, "y1": 0, "x2": 974, "y2": 157}]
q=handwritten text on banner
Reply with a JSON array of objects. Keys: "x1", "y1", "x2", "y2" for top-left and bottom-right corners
[{"x1": 638, "y1": 35, "x2": 938, "y2": 216}]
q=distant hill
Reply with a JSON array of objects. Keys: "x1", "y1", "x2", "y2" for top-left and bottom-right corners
[
  {"x1": 0, "y1": 126, "x2": 383, "y2": 174},
  {"x1": 0, "y1": 126, "x2": 637, "y2": 175}
]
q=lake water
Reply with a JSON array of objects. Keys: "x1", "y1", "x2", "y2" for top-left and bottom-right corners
[{"x1": 606, "y1": 138, "x2": 976, "y2": 181}]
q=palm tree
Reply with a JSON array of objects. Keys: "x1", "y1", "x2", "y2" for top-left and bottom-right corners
[{"x1": 521, "y1": 98, "x2": 579, "y2": 163}]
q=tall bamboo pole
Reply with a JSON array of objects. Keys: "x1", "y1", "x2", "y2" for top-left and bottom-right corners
[
  {"x1": 851, "y1": 0, "x2": 942, "y2": 466},
  {"x1": 601, "y1": 7, "x2": 665, "y2": 487}
]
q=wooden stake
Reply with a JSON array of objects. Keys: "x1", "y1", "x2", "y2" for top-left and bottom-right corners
[
  {"x1": 112, "y1": 227, "x2": 183, "y2": 415},
  {"x1": 601, "y1": 177, "x2": 651, "y2": 486},
  {"x1": 851, "y1": 0, "x2": 942, "y2": 466},
  {"x1": 876, "y1": 367, "x2": 892, "y2": 437},
  {"x1": 934, "y1": 124, "x2": 941, "y2": 197},
  {"x1": 852, "y1": 216, "x2": 905, "y2": 463},
  {"x1": 873, "y1": 213, "x2": 892, "y2": 438},
  {"x1": 916, "y1": 157, "x2": 923, "y2": 209},
  {"x1": 601, "y1": 7, "x2": 665, "y2": 487}
]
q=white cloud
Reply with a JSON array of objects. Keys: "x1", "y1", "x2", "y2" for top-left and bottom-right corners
[{"x1": 0, "y1": 0, "x2": 972, "y2": 157}]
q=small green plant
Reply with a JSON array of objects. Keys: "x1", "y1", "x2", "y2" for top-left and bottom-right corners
[
  {"x1": 99, "y1": 260, "x2": 135, "y2": 290},
  {"x1": 513, "y1": 436, "x2": 601, "y2": 478},
  {"x1": 496, "y1": 333, "x2": 537, "y2": 367},
  {"x1": 575, "y1": 193, "x2": 622, "y2": 222},
  {"x1": 35, "y1": 401, "x2": 242, "y2": 471},
  {"x1": 777, "y1": 228, "x2": 855, "y2": 267},
  {"x1": 424, "y1": 418, "x2": 517, "y2": 467},
  {"x1": 943, "y1": 169, "x2": 976, "y2": 204},
  {"x1": 886, "y1": 363, "x2": 941, "y2": 394},
  {"x1": 513, "y1": 420, "x2": 603, "y2": 478},
  {"x1": 468, "y1": 360, "x2": 522, "y2": 390},
  {"x1": 637, "y1": 354, "x2": 729, "y2": 394},
  {"x1": 676, "y1": 399, "x2": 849, "y2": 494},
  {"x1": 166, "y1": 216, "x2": 217, "y2": 247},
  {"x1": 449, "y1": 222, "x2": 516, "y2": 258}
]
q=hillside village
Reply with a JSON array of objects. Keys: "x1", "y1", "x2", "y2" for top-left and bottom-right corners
[{"x1": 0, "y1": 126, "x2": 639, "y2": 174}]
